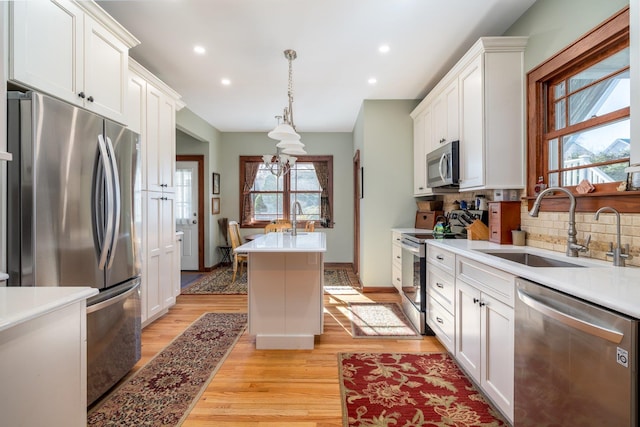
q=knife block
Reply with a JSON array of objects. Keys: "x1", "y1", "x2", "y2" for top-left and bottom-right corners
[{"x1": 466, "y1": 220, "x2": 489, "y2": 240}]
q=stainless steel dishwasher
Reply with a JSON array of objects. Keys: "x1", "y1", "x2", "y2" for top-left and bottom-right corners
[{"x1": 515, "y1": 278, "x2": 638, "y2": 426}]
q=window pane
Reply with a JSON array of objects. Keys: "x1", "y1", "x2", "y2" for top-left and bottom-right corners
[
  {"x1": 291, "y1": 193, "x2": 321, "y2": 220},
  {"x1": 548, "y1": 138, "x2": 559, "y2": 170},
  {"x1": 562, "y1": 162, "x2": 629, "y2": 186},
  {"x1": 554, "y1": 100, "x2": 566, "y2": 130},
  {"x1": 253, "y1": 167, "x2": 284, "y2": 191},
  {"x1": 548, "y1": 172, "x2": 559, "y2": 187},
  {"x1": 554, "y1": 81, "x2": 565, "y2": 99},
  {"x1": 175, "y1": 168, "x2": 192, "y2": 221},
  {"x1": 568, "y1": 70, "x2": 630, "y2": 126},
  {"x1": 290, "y1": 163, "x2": 321, "y2": 191},
  {"x1": 568, "y1": 47, "x2": 629, "y2": 93},
  {"x1": 561, "y1": 118, "x2": 629, "y2": 163},
  {"x1": 252, "y1": 193, "x2": 282, "y2": 221}
]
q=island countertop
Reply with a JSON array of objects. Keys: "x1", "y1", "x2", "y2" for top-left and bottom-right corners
[
  {"x1": 236, "y1": 231, "x2": 327, "y2": 253},
  {"x1": 0, "y1": 286, "x2": 98, "y2": 332}
]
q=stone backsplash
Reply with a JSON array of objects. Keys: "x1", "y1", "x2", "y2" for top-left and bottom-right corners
[{"x1": 437, "y1": 192, "x2": 640, "y2": 267}]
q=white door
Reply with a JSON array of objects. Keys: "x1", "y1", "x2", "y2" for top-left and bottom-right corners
[{"x1": 175, "y1": 161, "x2": 199, "y2": 270}]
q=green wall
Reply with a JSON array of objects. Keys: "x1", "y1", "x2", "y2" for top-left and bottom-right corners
[
  {"x1": 504, "y1": 0, "x2": 629, "y2": 72},
  {"x1": 354, "y1": 100, "x2": 420, "y2": 288}
]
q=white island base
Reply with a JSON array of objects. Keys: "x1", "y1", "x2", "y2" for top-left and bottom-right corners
[{"x1": 248, "y1": 251, "x2": 324, "y2": 349}]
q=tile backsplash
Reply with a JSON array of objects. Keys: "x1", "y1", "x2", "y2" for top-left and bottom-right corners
[{"x1": 438, "y1": 192, "x2": 640, "y2": 267}]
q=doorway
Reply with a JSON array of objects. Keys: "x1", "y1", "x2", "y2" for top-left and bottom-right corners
[
  {"x1": 176, "y1": 155, "x2": 205, "y2": 271},
  {"x1": 353, "y1": 150, "x2": 361, "y2": 278}
]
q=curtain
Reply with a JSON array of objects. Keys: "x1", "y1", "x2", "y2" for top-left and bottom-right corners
[
  {"x1": 242, "y1": 162, "x2": 260, "y2": 224},
  {"x1": 313, "y1": 161, "x2": 331, "y2": 227}
]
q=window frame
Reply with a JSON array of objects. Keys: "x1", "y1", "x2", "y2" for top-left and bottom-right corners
[
  {"x1": 239, "y1": 155, "x2": 334, "y2": 228},
  {"x1": 526, "y1": 6, "x2": 639, "y2": 213}
]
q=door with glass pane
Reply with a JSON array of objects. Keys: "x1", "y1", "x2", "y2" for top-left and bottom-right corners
[{"x1": 175, "y1": 161, "x2": 199, "y2": 270}]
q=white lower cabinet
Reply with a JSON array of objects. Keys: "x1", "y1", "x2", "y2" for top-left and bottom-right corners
[
  {"x1": 426, "y1": 259, "x2": 456, "y2": 354},
  {"x1": 455, "y1": 255, "x2": 515, "y2": 422},
  {"x1": 142, "y1": 191, "x2": 176, "y2": 327}
]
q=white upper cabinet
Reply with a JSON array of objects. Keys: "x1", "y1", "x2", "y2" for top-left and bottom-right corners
[
  {"x1": 8, "y1": 0, "x2": 139, "y2": 124},
  {"x1": 432, "y1": 79, "x2": 459, "y2": 147},
  {"x1": 128, "y1": 60, "x2": 182, "y2": 193},
  {"x1": 458, "y1": 37, "x2": 528, "y2": 191},
  {"x1": 412, "y1": 105, "x2": 432, "y2": 195}
]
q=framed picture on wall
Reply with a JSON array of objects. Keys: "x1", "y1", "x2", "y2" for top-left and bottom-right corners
[
  {"x1": 212, "y1": 172, "x2": 220, "y2": 194},
  {"x1": 212, "y1": 197, "x2": 220, "y2": 214}
]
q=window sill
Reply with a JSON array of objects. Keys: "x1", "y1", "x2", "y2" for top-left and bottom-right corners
[{"x1": 524, "y1": 190, "x2": 640, "y2": 213}]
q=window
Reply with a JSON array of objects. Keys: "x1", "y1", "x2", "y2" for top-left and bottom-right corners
[
  {"x1": 175, "y1": 167, "x2": 193, "y2": 223},
  {"x1": 527, "y1": 7, "x2": 638, "y2": 212},
  {"x1": 239, "y1": 156, "x2": 333, "y2": 227}
]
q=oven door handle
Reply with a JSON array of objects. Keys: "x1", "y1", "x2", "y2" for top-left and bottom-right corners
[{"x1": 400, "y1": 241, "x2": 421, "y2": 255}]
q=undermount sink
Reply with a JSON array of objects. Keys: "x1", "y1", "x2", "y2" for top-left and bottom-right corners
[{"x1": 478, "y1": 251, "x2": 585, "y2": 268}]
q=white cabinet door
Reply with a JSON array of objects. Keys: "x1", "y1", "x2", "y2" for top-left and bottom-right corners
[
  {"x1": 145, "y1": 85, "x2": 176, "y2": 192},
  {"x1": 455, "y1": 279, "x2": 482, "y2": 382},
  {"x1": 459, "y1": 55, "x2": 484, "y2": 190},
  {"x1": 83, "y1": 13, "x2": 128, "y2": 123},
  {"x1": 160, "y1": 192, "x2": 176, "y2": 308},
  {"x1": 127, "y1": 70, "x2": 146, "y2": 135},
  {"x1": 413, "y1": 107, "x2": 433, "y2": 195},
  {"x1": 432, "y1": 79, "x2": 459, "y2": 147},
  {"x1": 144, "y1": 192, "x2": 163, "y2": 322},
  {"x1": 9, "y1": 0, "x2": 84, "y2": 106},
  {"x1": 481, "y1": 292, "x2": 514, "y2": 421}
]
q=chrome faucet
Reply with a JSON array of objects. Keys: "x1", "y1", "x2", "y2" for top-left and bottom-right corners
[
  {"x1": 529, "y1": 187, "x2": 590, "y2": 257},
  {"x1": 594, "y1": 206, "x2": 630, "y2": 267},
  {"x1": 291, "y1": 201, "x2": 303, "y2": 236}
]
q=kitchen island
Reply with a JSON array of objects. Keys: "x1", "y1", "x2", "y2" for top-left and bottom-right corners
[
  {"x1": 0, "y1": 286, "x2": 98, "y2": 427},
  {"x1": 236, "y1": 231, "x2": 327, "y2": 349}
]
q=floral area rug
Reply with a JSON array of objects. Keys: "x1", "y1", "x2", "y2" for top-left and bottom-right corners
[
  {"x1": 348, "y1": 302, "x2": 421, "y2": 339},
  {"x1": 182, "y1": 266, "x2": 357, "y2": 295},
  {"x1": 87, "y1": 313, "x2": 247, "y2": 427},
  {"x1": 338, "y1": 352, "x2": 508, "y2": 427}
]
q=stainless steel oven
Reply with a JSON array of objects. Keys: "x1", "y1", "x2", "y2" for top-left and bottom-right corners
[{"x1": 399, "y1": 233, "x2": 434, "y2": 335}]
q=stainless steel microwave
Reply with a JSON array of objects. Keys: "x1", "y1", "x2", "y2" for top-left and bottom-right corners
[{"x1": 426, "y1": 140, "x2": 460, "y2": 188}]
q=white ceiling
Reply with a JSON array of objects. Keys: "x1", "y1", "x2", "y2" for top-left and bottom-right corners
[{"x1": 97, "y1": 0, "x2": 536, "y2": 133}]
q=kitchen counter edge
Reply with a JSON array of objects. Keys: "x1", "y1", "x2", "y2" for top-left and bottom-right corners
[{"x1": 426, "y1": 239, "x2": 640, "y2": 319}]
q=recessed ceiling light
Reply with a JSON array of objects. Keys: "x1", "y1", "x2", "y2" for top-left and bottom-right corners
[
  {"x1": 378, "y1": 44, "x2": 390, "y2": 54},
  {"x1": 221, "y1": 78, "x2": 231, "y2": 86},
  {"x1": 193, "y1": 45, "x2": 206, "y2": 55},
  {"x1": 368, "y1": 77, "x2": 377, "y2": 85}
]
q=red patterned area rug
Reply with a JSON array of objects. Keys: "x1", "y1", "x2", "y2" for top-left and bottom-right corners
[
  {"x1": 87, "y1": 313, "x2": 247, "y2": 427},
  {"x1": 338, "y1": 352, "x2": 508, "y2": 427}
]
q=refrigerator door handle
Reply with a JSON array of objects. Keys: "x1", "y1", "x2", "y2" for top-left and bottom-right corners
[
  {"x1": 97, "y1": 135, "x2": 115, "y2": 270},
  {"x1": 105, "y1": 136, "x2": 121, "y2": 269}
]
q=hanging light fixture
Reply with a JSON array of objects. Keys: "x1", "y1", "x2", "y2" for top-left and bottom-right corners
[{"x1": 264, "y1": 49, "x2": 306, "y2": 176}]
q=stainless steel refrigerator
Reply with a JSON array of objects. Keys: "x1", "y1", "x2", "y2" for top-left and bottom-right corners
[{"x1": 7, "y1": 91, "x2": 142, "y2": 406}]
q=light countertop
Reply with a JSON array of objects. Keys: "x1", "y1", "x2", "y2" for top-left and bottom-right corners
[
  {"x1": 236, "y1": 231, "x2": 327, "y2": 253},
  {"x1": 0, "y1": 287, "x2": 98, "y2": 332},
  {"x1": 427, "y1": 239, "x2": 640, "y2": 319}
]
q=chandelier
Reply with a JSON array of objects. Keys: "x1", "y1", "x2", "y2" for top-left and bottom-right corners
[{"x1": 263, "y1": 49, "x2": 306, "y2": 177}]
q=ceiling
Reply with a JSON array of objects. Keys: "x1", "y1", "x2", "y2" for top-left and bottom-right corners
[{"x1": 97, "y1": 0, "x2": 536, "y2": 133}]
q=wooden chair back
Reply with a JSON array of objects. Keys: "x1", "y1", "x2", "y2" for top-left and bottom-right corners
[
  {"x1": 264, "y1": 222, "x2": 292, "y2": 233},
  {"x1": 229, "y1": 221, "x2": 242, "y2": 250}
]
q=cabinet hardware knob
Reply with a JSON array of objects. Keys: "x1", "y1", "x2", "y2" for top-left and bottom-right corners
[
  {"x1": 87, "y1": 96, "x2": 94, "y2": 102},
  {"x1": 78, "y1": 92, "x2": 85, "y2": 99},
  {"x1": 436, "y1": 255, "x2": 444, "y2": 261},
  {"x1": 436, "y1": 317, "x2": 444, "y2": 324},
  {"x1": 473, "y1": 298, "x2": 480, "y2": 304},
  {"x1": 479, "y1": 301, "x2": 486, "y2": 307},
  {"x1": 436, "y1": 282, "x2": 444, "y2": 288},
  {"x1": 396, "y1": 256, "x2": 401, "y2": 259}
]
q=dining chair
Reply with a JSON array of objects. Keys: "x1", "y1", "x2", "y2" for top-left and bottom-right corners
[
  {"x1": 305, "y1": 221, "x2": 315, "y2": 232},
  {"x1": 228, "y1": 221, "x2": 247, "y2": 282},
  {"x1": 264, "y1": 222, "x2": 292, "y2": 233}
]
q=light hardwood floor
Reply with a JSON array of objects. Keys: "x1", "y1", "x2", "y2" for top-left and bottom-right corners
[{"x1": 133, "y1": 268, "x2": 446, "y2": 426}]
